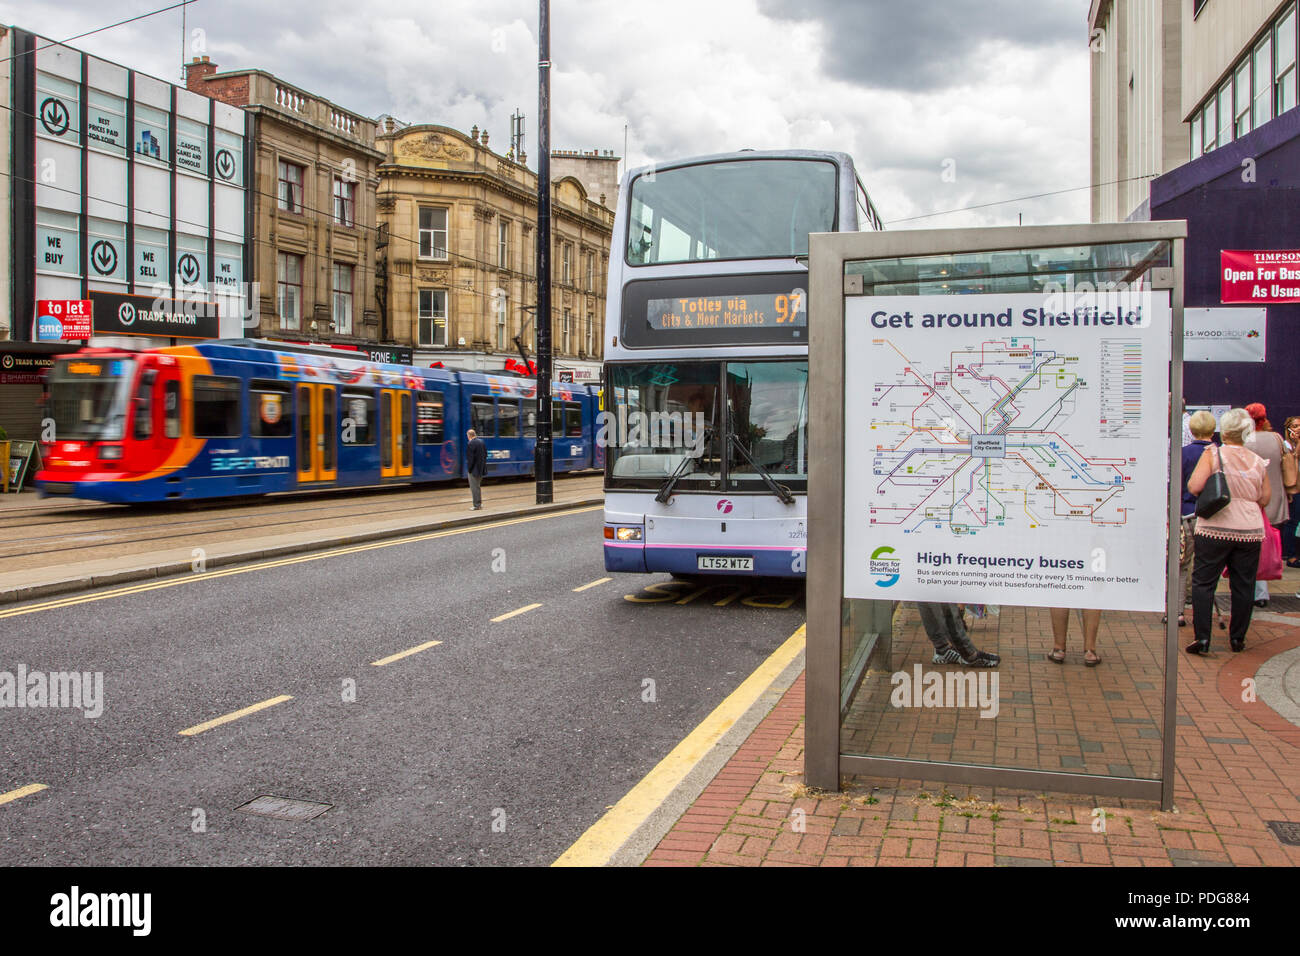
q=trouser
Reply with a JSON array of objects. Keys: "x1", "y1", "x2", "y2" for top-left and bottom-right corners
[
  {"x1": 469, "y1": 474, "x2": 482, "y2": 508},
  {"x1": 1191, "y1": 535, "x2": 1261, "y2": 646},
  {"x1": 1178, "y1": 515, "x2": 1196, "y2": 609},
  {"x1": 1283, "y1": 494, "x2": 1300, "y2": 559},
  {"x1": 916, "y1": 603, "x2": 974, "y2": 654}
]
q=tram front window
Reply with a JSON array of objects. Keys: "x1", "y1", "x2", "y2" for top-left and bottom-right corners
[
  {"x1": 47, "y1": 357, "x2": 135, "y2": 442},
  {"x1": 605, "y1": 363, "x2": 722, "y2": 490}
]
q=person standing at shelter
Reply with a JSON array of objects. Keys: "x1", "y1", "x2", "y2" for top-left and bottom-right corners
[
  {"x1": 1282, "y1": 415, "x2": 1300, "y2": 568},
  {"x1": 1177, "y1": 411, "x2": 1218, "y2": 625},
  {"x1": 916, "y1": 603, "x2": 1000, "y2": 667},
  {"x1": 1186, "y1": 408, "x2": 1271, "y2": 654},
  {"x1": 466, "y1": 428, "x2": 487, "y2": 510},
  {"x1": 1243, "y1": 403, "x2": 1289, "y2": 606}
]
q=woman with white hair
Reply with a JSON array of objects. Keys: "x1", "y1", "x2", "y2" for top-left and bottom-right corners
[{"x1": 1185, "y1": 408, "x2": 1271, "y2": 654}]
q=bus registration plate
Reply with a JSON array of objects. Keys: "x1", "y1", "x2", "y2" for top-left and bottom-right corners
[{"x1": 698, "y1": 555, "x2": 753, "y2": 572}]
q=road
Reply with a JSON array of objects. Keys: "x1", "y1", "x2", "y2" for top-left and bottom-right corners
[{"x1": 0, "y1": 506, "x2": 804, "y2": 865}]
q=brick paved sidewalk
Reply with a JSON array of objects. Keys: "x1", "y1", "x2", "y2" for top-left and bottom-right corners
[{"x1": 645, "y1": 611, "x2": 1300, "y2": 867}]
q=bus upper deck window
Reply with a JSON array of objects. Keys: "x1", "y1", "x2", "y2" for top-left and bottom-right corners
[
  {"x1": 133, "y1": 370, "x2": 157, "y2": 439},
  {"x1": 164, "y1": 380, "x2": 181, "y2": 439}
]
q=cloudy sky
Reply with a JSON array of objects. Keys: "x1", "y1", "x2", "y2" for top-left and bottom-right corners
[{"x1": 4, "y1": 0, "x2": 1091, "y2": 227}]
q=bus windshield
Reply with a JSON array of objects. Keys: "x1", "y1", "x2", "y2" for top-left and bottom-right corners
[
  {"x1": 47, "y1": 356, "x2": 135, "y2": 442},
  {"x1": 626, "y1": 159, "x2": 837, "y2": 265},
  {"x1": 605, "y1": 360, "x2": 808, "y2": 492}
]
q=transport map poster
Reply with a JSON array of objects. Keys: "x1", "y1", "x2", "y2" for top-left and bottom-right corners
[{"x1": 843, "y1": 292, "x2": 1172, "y2": 611}]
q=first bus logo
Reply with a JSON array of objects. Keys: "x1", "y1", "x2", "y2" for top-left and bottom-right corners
[{"x1": 870, "y1": 546, "x2": 901, "y2": 587}]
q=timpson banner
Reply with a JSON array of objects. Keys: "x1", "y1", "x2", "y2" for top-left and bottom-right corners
[
  {"x1": 88, "y1": 291, "x2": 220, "y2": 339},
  {"x1": 1221, "y1": 250, "x2": 1300, "y2": 303}
]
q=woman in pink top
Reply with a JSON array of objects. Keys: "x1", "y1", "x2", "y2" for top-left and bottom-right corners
[{"x1": 1186, "y1": 408, "x2": 1271, "y2": 654}]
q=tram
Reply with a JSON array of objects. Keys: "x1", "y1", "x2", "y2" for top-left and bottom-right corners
[{"x1": 35, "y1": 339, "x2": 601, "y2": 504}]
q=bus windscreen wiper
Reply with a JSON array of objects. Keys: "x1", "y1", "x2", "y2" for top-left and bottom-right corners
[
  {"x1": 655, "y1": 453, "x2": 695, "y2": 504},
  {"x1": 727, "y1": 414, "x2": 795, "y2": 505}
]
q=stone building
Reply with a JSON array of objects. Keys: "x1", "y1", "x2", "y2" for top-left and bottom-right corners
[
  {"x1": 376, "y1": 122, "x2": 615, "y2": 375},
  {"x1": 185, "y1": 57, "x2": 384, "y2": 347}
]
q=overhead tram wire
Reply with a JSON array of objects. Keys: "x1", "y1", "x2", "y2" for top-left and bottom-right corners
[
  {"x1": 883, "y1": 172, "x2": 1161, "y2": 226},
  {"x1": 0, "y1": 0, "x2": 201, "y2": 64}
]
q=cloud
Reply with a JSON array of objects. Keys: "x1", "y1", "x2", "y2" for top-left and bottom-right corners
[
  {"x1": 1, "y1": 0, "x2": 1092, "y2": 226},
  {"x1": 757, "y1": 0, "x2": 1083, "y2": 92}
]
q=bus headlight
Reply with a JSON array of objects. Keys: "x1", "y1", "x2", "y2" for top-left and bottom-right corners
[
  {"x1": 616, "y1": 526, "x2": 643, "y2": 541},
  {"x1": 98, "y1": 445, "x2": 124, "y2": 460}
]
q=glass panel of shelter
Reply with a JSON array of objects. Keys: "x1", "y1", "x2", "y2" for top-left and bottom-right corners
[{"x1": 839, "y1": 240, "x2": 1173, "y2": 783}]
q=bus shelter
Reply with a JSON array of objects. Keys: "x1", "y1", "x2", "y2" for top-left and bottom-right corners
[{"x1": 806, "y1": 222, "x2": 1186, "y2": 809}]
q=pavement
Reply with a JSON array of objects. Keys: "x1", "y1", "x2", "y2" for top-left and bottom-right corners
[{"x1": 564, "y1": 565, "x2": 1300, "y2": 867}]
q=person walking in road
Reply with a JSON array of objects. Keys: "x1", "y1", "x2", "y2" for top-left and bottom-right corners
[
  {"x1": 466, "y1": 428, "x2": 487, "y2": 510},
  {"x1": 1243, "y1": 403, "x2": 1290, "y2": 607},
  {"x1": 1186, "y1": 408, "x2": 1271, "y2": 654}
]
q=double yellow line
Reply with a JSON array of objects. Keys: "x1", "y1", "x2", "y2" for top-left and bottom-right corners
[{"x1": 0, "y1": 505, "x2": 603, "y2": 620}]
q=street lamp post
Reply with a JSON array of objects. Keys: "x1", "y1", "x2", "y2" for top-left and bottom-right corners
[{"x1": 534, "y1": 0, "x2": 554, "y2": 503}]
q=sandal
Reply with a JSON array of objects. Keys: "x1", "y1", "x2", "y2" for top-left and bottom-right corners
[
  {"x1": 1084, "y1": 650, "x2": 1102, "y2": 667},
  {"x1": 1048, "y1": 648, "x2": 1066, "y2": 663}
]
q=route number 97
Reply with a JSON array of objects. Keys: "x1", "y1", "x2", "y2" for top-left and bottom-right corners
[{"x1": 775, "y1": 292, "x2": 803, "y2": 324}]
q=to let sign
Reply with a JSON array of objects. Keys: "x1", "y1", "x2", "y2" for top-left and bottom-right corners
[
  {"x1": 1221, "y1": 250, "x2": 1300, "y2": 302},
  {"x1": 34, "y1": 299, "x2": 93, "y2": 341}
]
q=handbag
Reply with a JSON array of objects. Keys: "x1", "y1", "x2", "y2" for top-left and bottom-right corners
[
  {"x1": 1259, "y1": 512, "x2": 1284, "y2": 581},
  {"x1": 1194, "y1": 445, "x2": 1231, "y2": 518}
]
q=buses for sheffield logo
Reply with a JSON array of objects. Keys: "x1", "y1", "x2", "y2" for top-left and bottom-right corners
[{"x1": 870, "y1": 545, "x2": 901, "y2": 587}]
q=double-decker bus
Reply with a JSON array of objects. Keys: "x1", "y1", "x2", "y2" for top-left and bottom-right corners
[{"x1": 601, "y1": 149, "x2": 883, "y2": 578}]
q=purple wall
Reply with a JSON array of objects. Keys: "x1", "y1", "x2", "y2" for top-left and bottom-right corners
[{"x1": 1152, "y1": 108, "x2": 1300, "y2": 422}]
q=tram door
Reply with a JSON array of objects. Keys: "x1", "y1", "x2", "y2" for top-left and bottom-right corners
[
  {"x1": 380, "y1": 389, "x2": 413, "y2": 478},
  {"x1": 296, "y1": 383, "x2": 338, "y2": 484}
]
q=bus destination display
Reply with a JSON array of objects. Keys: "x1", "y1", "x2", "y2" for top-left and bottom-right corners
[{"x1": 648, "y1": 290, "x2": 806, "y2": 331}]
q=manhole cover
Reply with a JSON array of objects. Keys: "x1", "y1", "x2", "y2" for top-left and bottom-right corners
[
  {"x1": 1266, "y1": 821, "x2": 1300, "y2": 846},
  {"x1": 235, "y1": 796, "x2": 332, "y2": 821}
]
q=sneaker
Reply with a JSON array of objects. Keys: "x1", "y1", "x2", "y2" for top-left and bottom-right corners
[
  {"x1": 953, "y1": 646, "x2": 1000, "y2": 667},
  {"x1": 931, "y1": 646, "x2": 963, "y2": 665}
]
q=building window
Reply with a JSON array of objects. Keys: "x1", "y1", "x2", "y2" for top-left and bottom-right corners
[
  {"x1": 585, "y1": 252, "x2": 595, "y2": 291},
  {"x1": 1191, "y1": 113, "x2": 1203, "y2": 159},
  {"x1": 496, "y1": 292, "x2": 508, "y2": 349},
  {"x1": 1234, "y1": 61, "x2": 1252, "y2": 137},
  {"x1": 419, "y1": 207, "x2": 448, "y2": 259},
  {"x1": 1203, "y1": 97, "x2": 1217, "y2": 152},
  {"x1": 586, "y1": 312, "x2": 594, "y2": 356},
  {"x1": 562, "y1": 243, "x2": 572, "y2": 285},
  {"x1": 419, "y1": 289, "x2": 447, "y2": 346},
  {"x1": 563, "y1": 308, "x2": 571, "y2": 353},
  {"x1": 278, "y1": 160, "x2": 305, "y2": 213},
  {"x1": 333, "y1": 263, "x2": 353, "y2": 335},
  {"x1": 277, "y1": 252, "x2": 303, "y2": 330},
  {"x1": 1279, "y1": 4, "x2": 1298, "y2": 116},
  {"x1": 333, "y1": 177, "x2": 356, "y2": 227},
  {"x1": 1254, "y1": 35, "x2": 1274, "y2": 130},
  {"x1": 1217, "y1": 81, "x2": 1233, "y2": 147},
  {"x1": 498, "y1": 220, "x2": 509, "y2": 268},
  {"x1": 133, "y1": 103, "x2": 168, "y2": 163}
]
